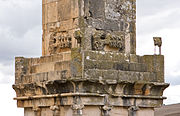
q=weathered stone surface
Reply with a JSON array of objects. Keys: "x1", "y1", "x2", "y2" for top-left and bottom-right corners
[
  {"x1": 13, "y1": 0, "x2": 169, "y2": 116},
  {"x1": 42, "y1": 0, "x2": 136, "y2": 55}
]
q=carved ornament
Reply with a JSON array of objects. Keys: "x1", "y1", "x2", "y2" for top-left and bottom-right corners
[
  {"x1": 92, "y1": 32, "x2": 125, "y2": 51},
  {"x1": 49, "y1": 32, "x2": 72, "y2": 54}
]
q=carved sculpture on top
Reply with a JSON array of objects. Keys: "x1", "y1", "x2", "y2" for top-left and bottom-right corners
[{"x1": 153, "y1": 37, "x2": 162, "y2": 55}]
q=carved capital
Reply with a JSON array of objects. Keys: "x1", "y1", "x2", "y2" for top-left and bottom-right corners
[
  {"x1": 71, "y1": 104, "x2": 84, "y2": 116},
  {"x1": 102, "y1": 105, "x2": 112, "y2": 116},
  {"x1": 33, "y1": 107, "x2": 41, "y2": 116},
  {"x1": 72, "y1": 104, "x2": 84, "y2": 110},
  {"x1": 128, "y1": 106, "x2": 139, "y2": 116},
  {"x1": 50, "y1": 105, "x2": 59, "y2": 111},
  {"x1": 50, "y1": 105, "x2": 60, "y2": 116}
]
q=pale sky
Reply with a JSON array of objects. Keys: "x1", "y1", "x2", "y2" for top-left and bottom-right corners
[{"x1": 0, "y1": 0, "x2": 180, "y2": 115}]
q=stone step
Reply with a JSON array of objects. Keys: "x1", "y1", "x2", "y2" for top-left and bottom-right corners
[
  {"x1": 84, "y1": 69, "x2": 157, "y2": 83},
  {"x1": 84, "y1": 59, "x2": 147, "y2": 72},
  {"x1": 30, "y1": 61, "x2": 71, "y2": 74}
]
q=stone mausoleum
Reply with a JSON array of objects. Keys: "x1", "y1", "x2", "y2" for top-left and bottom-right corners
[{"x1": 13, "y1": 0, "x2": 169, "y2": 116}]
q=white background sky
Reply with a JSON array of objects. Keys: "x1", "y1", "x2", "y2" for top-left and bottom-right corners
[{"x1": 0, "y1": 0, "x2": 180, "y2": 115}]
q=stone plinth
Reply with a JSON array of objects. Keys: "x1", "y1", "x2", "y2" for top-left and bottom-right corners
[
  {"x1": 13, "y1": 50, "x2": 168, "y2": 116},
  {"x1": 13, "y1": 0, "x2": 169, "y2": 116}
]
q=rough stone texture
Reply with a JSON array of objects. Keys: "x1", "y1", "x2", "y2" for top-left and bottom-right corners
[{"x1": 13, "y1": 0, "x2": 169, "y2": 116}]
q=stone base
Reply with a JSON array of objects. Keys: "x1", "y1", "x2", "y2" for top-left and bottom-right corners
[{"x1": 13, "y1": 50, "x2": 169, "y2": 116}]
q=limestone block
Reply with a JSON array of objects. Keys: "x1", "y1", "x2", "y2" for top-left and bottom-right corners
[
  {"x1": 63, "y1": 52, "x2": 71, "y2": 61},
  {"x1": 29, "y1": 58, "x2": 39, "y2": 66},
  {"x1": 110, "y1": 107, "x2": 128, "y2": 116},
  {"x1": 21, "y1": 75, "x2": 32, "y2": 84},
  {"x1": 84, "y1": 69, "x2": 103, "y2": 79},
  {"x1": 31, "y1": 62, "x2": 55, "y2": 73},
  {"x1": 81, "y1": 97, "x2": 104, "y2": 106},
  {"x1": 70, "y1": 48, "x2": 82, "y2": 77},
  {"x1": 97, "y1": 52, "x2": 113, "y2": 61},
  {"x1": 88, "y1": 0, "x2": 105, "y2": 19},
  {"x1": 39, "y1": 55, "x2": 53, "y2": 64},
  {"x1": 51, "y1": 53, "x2": 64, "y2": 62},
  {"x1": 15, "y1": 57, "x2": 31, "y2": 84},
  {"x1": 42, "y1": 4, "x2": 47, "y2": 25},
  {"x1": 114, "y1": 62, "x2": 147, "y2": 72},
  {"x1": 47, "y1": 2, "x2": 58, "y2": 23},
  {"x1": 24, "y1": 108, "x2": 34, "y2": 116},
  {"x1": 139, "y1": 72, "x2": 156, "y2": 82},
  {"x1": 48, "y1": 71, "x2": 61, "y2": 80},
  {"x1": 83, "y1": 106, "x2": 101, "y2": 116},
  {"x1": 136, "y1": 108, "x2": 154, "y2": 116},
  {"x1": 83, "y1": 51, "x2": 99, "y2": 60},
  {"x1": 111, "y1": 52, "x2": 126, "y2": 62},
  {"x1": 118, "y1": 71, "x2": 139, "y2": 82},
  {"x1": 84, "y1": 60, "x2": 114, "y2": 70},
  {"x1": 41, "y1": 108, "x2": 53, "y2": 116},
  {"x1": 142, "y1": 55, "x2": 164, "y2": 82},
  {"x1": 58, "y1": 0, "x2": 79, "y2": 21},
  {"x1": 130, "y1": 54, "x2": 140, "y2": 63},
  {"x1": 60, "y1": 106, "x2": 73, "y2": 116},
  {"x1": 58, "y1": 19, "x2": 74, "y2": 31},
  {"x1": 30, "y1": 61, "x2": 71, "y2": 74},
  {"x1": 102, "y1": 70, "x2": 118, "y2": 80},
  {"x1": 129, "y1": 63, "x2": 147, "y2": 72},
  {"x1": 46, "y1": 0, "x2": 58, "y2": 4},
  {"x1": 31, "y1": 72, "x2": 48, "y2": 82}
]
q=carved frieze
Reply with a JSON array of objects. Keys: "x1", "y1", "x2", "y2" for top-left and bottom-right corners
[
  {"x1": 92, "y1": 31, "x2": 125, "y2": 51},
  {"x1": 49, "y1": 32, "x2": 72, "y2": 54}
]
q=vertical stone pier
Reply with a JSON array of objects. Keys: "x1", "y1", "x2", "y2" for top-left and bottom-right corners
[{"x1": 13, "y1": 0, "x2": 169, "y2": 116}]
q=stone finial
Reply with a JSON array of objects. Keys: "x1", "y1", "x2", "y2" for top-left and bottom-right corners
[{"x1": 153, "y1": 37, "x2": 162, "y2": 55}]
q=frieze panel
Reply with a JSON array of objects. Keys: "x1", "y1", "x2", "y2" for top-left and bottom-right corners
[
  {"x1": 49, "y1": 32, "x2": 72, "y2": 54},
  {"x1": 92, "y1": 31, "x2": 125, "y2": 52}
]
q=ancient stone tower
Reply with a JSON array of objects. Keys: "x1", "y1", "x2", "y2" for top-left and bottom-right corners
[{"x1": 13, "y1": 0, "x2": 169, "y2": 116}]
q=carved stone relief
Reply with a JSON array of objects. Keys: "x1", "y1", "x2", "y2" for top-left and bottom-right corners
[
  {"x1": 49, "y1": 31, "x2": 72, "y2": 54},
  {"x1": 92, "y1": 31, "x2": 125, "y2": 52}
]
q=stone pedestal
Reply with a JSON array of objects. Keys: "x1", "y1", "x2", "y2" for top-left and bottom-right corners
[{"x1": 13, "y1": 0, "x2": 169, "y2": 116}]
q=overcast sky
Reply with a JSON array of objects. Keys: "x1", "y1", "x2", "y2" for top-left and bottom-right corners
[{"x1": 0, "y1": 0, "x2": 180, "y2": 115}]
